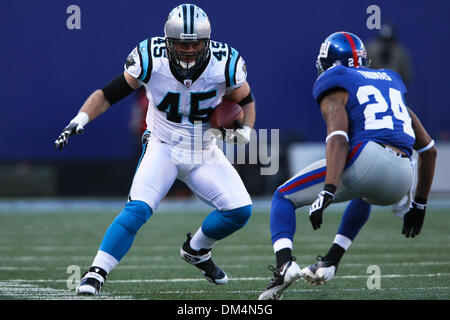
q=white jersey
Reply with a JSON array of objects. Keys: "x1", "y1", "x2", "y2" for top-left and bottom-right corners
[{"x1": 124, "y1": 37, "x2": 247, "y2": 149}]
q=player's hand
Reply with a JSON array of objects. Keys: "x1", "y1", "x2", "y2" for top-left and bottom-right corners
[
  {"x1": 54, "y1": 122, "x2": 85, "y2": 151},
  {"x1": 402, "y1": 201, "x2": 426, "y2": 238},
  {"x1": 218, "y1": 122, "x2": 250, "y2": 145},
  {"x1": 309, "y1": 188, "x2": 335, "y2": 230},
  {"x1": 234, "y1": 125, "x2": 251, "y2": 145}
]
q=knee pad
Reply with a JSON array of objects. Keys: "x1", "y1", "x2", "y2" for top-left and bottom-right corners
[
  {"x1": 223, "y1": 204, "x2": 252, "y2": 227},
  {"x1": 202, "y1": 204, "x2": 252, "y2": 240},
  {"x1": 114, "y1": 200, "x2": 152, "y2": 234}
]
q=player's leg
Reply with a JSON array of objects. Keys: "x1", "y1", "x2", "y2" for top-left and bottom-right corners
[
  {"x1": 259, "y1": 159, "x2": 325, "y2": 300},
  {"x1": 302, "y1": 142, "x2": 413, "y2": 285},
  {"x1": 302, "y1": 198, "x2": 371, "y2": 285},
  {"x1": 77, "y1": 139, "x2": 178, "y2": 295},
  {"x1": 259, "y1": 142, "x2": 377, "y2": 299},
  {"x1": 179, "y1": 146, "x2": 252, "y2": 284}
]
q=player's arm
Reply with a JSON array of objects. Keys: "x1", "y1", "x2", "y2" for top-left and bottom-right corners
[
  {"x1": 80, "y1": 72, "x2": 140, "y2": 121},
  {"x1": 401, "y1": 107, "x2": 437, "y2": 237},
  {"x1": 54, "y1": 71, "x2": 140, "y2": 150},
  {"x1": 226, "y1": 81, "x2": 255, "y2": 128},
  {"x1": 224, "y1": 80, "x2": 256, "y2": 144},
  {"x1": 309, "y1": 88, "x2": 349, "y2": 230},
  {"x1": 321, "y1": 89, "x2": 349, "y2": 187},
  {"x1": 408, "y1": 107, "x2": 437, "y2": 200}
]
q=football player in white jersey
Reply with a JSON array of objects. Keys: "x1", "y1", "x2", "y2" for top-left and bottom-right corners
[{"x1": 54, "y1": 4, "x2": 255, "y2": 295}]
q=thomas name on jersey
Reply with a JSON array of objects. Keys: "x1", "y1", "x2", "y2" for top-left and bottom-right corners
[{"x1": 357, "y1": 70, "x2": 392, "y2": 81}]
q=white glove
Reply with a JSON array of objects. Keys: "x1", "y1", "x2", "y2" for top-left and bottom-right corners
[
  {"x1": 54, "y1": 112, "x2": 89, "y2": 151},
  {"x1": 234, "y1": 125, "x2": 251, "y2": 145}
]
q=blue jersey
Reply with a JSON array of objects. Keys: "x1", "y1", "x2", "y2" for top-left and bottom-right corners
[{"x1": 312, "y1": 65, "x2": 415, "y2": 156}]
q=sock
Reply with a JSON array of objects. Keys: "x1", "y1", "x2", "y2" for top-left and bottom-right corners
[
  {"x1": 322, "y1": 243, "x2": 346, "y2": 265},
  {"x1": 275, "y1": 248, "x2": 292, "y2": 269},
  {"x1": 321, "y1": 198, "x2": 371, "y2": 265},
  {"x1": 91, "y1": 250, "x2": 118, "y2": 274},
  {"x1": 190, "y1": 227, "x2": 217, "y2": 251},
  {"x1": 333, "y1": 234, "x2": 352, "y2": 250}
]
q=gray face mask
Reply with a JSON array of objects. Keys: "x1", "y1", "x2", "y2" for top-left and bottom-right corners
[{"x1": 164, "y1": 4, "x2": 211, "y2": 72}]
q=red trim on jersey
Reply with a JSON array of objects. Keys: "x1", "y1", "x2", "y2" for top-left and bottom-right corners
[{"x1": 342, "y1": 32, "x2": 359, "y2": 67}]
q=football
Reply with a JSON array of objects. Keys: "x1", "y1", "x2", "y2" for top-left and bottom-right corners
[{"x1": 210, "y1": 99, "x2": 244, "y2": 129}]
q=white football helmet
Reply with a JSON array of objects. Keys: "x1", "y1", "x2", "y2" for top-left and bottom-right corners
[{"x1": 164, "y1": 4, "x2": 211, "y2": 71}]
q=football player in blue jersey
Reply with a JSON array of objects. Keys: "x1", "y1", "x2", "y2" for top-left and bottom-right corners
[
  {"x1": 259, "y1": 31, "x2": 437, "y2": 300},
  {"x1": 54, "y1": 4, "x2": 256, "y2": 295}
]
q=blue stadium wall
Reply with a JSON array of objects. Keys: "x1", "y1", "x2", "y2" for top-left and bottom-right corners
[{"x1": 1, "y1": 0, "x2": 449, "y2": 161}]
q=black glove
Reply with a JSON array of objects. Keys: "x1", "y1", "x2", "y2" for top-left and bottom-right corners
[
  {"x1": 402, "y1": 200, "x2": 426, "y2": 238},
  {"x1": 54, "y1": 122, "x2": 84, "y2": 151},
  {"x1": 309, "y1": 184, "x2": 336, "y2": 230}
]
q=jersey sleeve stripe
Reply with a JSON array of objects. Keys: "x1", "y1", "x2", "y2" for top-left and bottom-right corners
[
  {"x1": 142, "y1": 39, "x2": 152, "y2": 83},
  {"x1": 136, "y1": 45, "x2": 144, "y2": 80},
  {"x1": 225, "y1": 47, "x2": 240, "y2": 87},
  {"x1": 137, "y1": 39, "x2": 149, "y2": 82},
  {"x1": 232, "y1": 51, "x2": 241, "y2": 86},
  {"x1": 225, "y1": 46, "x2": 232, "y2": 87}
]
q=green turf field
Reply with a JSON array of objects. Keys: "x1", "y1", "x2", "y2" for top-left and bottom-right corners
[{"x1": 0, "y1": 204, "x2": 449, "y2": 300}]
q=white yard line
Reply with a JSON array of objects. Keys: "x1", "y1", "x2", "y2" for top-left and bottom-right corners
[
  {"x1": 1, "y1": 274, "x2": 448, "y2": 299},
  {"x1": 158, "y1": 286, "x2": 450, "y2": 295},
  {"x1": 0, "y1": 281, "x2": 132, "y2": 300},
  {"x1": 3, "y1": 272, "x2": 450, "y2": 284},
  {"x1": 1, "y1": 261, "x2": 449, "y2": 272},
  {"x1": 0, "y1": 252, "x2": 448, "y2": 263}
]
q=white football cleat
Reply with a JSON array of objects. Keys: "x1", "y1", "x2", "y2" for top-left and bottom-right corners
[
  {"x1": 258, "y1": 257, "x2": 303, "y2": 300},
  {"x1": 302, "y1": 257, "x2": 338, "y2": 286}
]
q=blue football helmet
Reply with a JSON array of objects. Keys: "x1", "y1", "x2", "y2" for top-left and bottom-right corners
[{"x1": 316, "y1": 31, "x2": 369, "y2": 75}]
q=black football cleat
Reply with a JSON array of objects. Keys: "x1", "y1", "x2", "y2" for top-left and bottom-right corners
[
  {"x1": 180, "y1": 233, "x2": 228, "y2": 285},
  {"x1": 258, "y1": 256, "x2": 302, "y2": 300},
  {"x1": 76, "y1": 266, "x2": 107, "y2": 295}
]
